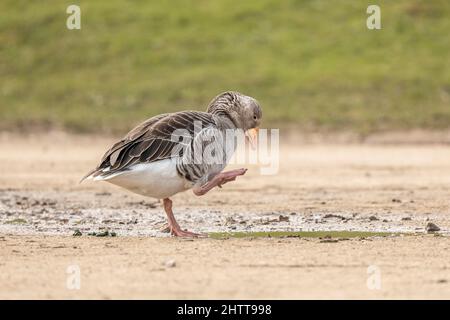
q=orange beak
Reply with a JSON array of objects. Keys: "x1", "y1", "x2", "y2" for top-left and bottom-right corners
[{"x1": 245, "y1": 127, "x2": 259, "y2": 150}]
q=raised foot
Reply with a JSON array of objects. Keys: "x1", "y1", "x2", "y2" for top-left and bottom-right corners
[
  {"x1": 193, "y1": 168, "x2": 248, "y2": 196},
  {"x1": 219, "y1": 168, "x2": 248, "y2": 185}
]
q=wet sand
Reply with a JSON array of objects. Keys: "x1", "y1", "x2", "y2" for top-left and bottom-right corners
[{"x1": 0, "y1": 133, "x2": 449, "y2": 299}]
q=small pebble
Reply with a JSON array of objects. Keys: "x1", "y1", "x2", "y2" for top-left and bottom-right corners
[
  {"x1": 164, "y1": 259, "x2": 176, "y2": 268},
  {"x1": 426, "y1": 222, "x2": 440, "y2": 233}
]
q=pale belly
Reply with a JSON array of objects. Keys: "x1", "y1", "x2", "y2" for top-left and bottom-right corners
[{"x1": 101, "y1": 158, "x2": 192, "y2": 199}]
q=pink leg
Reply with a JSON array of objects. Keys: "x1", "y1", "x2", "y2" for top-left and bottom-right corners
[
  {"x1": 193, "y1": 168, "x2": 247, "y2": 196},
  {"x1": 163, "y1": 198, "x2": 204, "y2": 237}
]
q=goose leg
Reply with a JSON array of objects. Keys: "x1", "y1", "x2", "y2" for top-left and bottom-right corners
[
  {"x1": 193, "y1": 168, "x2": 247, "y2": 196},
  {"x1": 163, "y1": 198, "x2": 203, "y2": 237}
]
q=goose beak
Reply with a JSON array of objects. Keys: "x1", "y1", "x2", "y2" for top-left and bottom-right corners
[{"x1": 245, "y1": 127, "x2": 259, "y2": 150}]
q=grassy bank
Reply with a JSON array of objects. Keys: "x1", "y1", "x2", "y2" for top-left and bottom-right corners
[{"x1": 1, "y1": 0, "x2": 449, "y2": 133}]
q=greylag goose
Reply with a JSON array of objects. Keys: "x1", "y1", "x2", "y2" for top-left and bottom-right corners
[{"x1": 81, "y1": 91, "x2": 262, "y2": 237}]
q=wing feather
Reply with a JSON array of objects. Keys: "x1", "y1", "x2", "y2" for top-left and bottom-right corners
[{"x1": 81, "y1": 111, "x2": 216, "y2": 181}]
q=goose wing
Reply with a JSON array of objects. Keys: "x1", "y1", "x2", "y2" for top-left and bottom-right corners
[{"x1": 81, "y1": 111, "x2": 216, "y2": 181}]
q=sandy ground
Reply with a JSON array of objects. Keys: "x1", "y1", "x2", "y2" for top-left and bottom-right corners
[{"x1": 1, "y1": 132, "x2": 450, "y2": 299}]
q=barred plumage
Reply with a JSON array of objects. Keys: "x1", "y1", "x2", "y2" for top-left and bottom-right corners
[{"x1": 81, "y1": 111, "x2": 218, "y2": 181}]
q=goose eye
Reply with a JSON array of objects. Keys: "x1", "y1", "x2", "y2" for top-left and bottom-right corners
[{"x1": 253, "y1": 115, "x2": 257, "y2": 120}]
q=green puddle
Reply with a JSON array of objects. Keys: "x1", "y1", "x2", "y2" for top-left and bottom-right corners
[
  {"x1": 208, "y1": 231, "x2": 396, "y2": 239},
  {"x1": 4, "y1": 218, "x2": 27, "y2": 225}
]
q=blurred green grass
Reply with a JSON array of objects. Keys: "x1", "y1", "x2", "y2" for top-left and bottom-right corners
[{"x1": 0, "y1": 0, "x2": 449, "y2": 133}]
